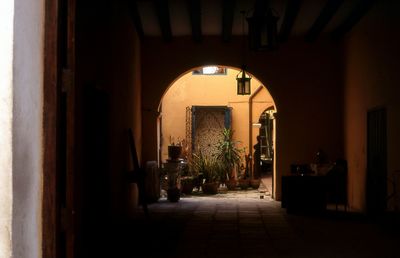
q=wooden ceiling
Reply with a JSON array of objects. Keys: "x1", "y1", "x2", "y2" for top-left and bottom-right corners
[{"x1": 128, "y1": 0, "x2": 376, "y2": 43}]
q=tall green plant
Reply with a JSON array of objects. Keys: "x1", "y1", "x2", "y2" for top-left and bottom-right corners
[
  {"x1": 192, "y1": 151, "x2": 219, "y2": 183},
  {"x1": 215, "y1": 128, "x2": 243, "y2": 180}
]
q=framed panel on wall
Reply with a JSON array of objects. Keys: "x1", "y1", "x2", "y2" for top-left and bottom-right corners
[{"x1": 191, "y1": 106, "x2": 232, "y2": 158}]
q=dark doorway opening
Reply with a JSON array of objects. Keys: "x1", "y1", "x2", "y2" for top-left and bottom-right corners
[{"x1": 366, "y1": 107, "x2": 387, "y2": 216}]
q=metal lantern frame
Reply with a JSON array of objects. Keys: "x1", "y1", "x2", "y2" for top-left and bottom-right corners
[
  {"x1": 237, "y1": 10, "x2": 252, "y2": 95},
  {"x1": 236, "y1": 66, "x2": 251, "y2": 95}
]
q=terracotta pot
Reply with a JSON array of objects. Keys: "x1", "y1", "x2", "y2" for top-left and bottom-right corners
[
  {"x1": 250, "y1": 179, "x2": 261, "y2": 189},
  {"x1": 226, "y1": 179, "x2": 238, "y2": 190},
  {"x1": 202, "y1": 182, "x2": 219, "y2": 195},
  {"x1": 238, "y1": 179, "x2": 250, "y2": 190},
  {"x1": 181, "y1": 180, "x2": 194, "y2": 195}
]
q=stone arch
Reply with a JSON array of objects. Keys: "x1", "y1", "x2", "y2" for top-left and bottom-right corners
[{"x1": 156, "y1": 65, "x2": 279, "y2": 198}]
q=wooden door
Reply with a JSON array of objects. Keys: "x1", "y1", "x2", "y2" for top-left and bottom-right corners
[
  {"x1": 366, "y1": 107, "x2": 387, "y2": 216},
  {"x1": 60, "y1": 0, "x2": 76, "y2": 256}
]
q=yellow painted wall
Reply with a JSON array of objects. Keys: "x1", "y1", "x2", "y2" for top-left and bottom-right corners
[
  {"x1": 344, "y1": 1, "x2": 400, "y2": 212},
  {"x1": 142, "y1": 36, "x2": 345, "y2": 200},
  {"x1": 76, "y1": 0, "x2": 142, "y2": 224},
  {"x1": 252, "y1": 86, "x2": 275, "y2": 156},
  {"x1": 161, "y1": 68, "x2": 274, "y2": 163}
]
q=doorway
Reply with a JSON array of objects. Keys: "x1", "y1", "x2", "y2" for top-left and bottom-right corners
[
  {"x1": 158, "y1": 66, "x2": 277, "y2": 196},
  {"x1": 256, "y1": 107, "x2": 276, "y2": 198}
]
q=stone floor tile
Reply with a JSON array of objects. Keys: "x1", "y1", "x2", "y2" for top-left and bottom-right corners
[{"x1": 119, "y1": 188, "x2": 400, "y2": 258}]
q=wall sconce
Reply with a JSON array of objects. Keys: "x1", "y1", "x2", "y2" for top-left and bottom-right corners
[{"x1": 237, "y1": 65, "x2": 251, "y2": 95}]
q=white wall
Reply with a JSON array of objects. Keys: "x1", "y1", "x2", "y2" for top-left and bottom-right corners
[
  {"x1": 12, "y1": 0, "x2": 44, "y2": 257},
  {"x1": 0, "y1": 1, "x2": 15, "y2": 257}
]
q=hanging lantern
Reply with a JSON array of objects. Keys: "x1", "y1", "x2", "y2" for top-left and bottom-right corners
[
  {"x1": 236, "y1": 66, "x2": 251, "y2": 95},
  {"x1": 247, "y1": 9, "x2": 279, "y2": 51},
  {"x1": 236, "y1": 11, "x2": 252, "y2": 95}
]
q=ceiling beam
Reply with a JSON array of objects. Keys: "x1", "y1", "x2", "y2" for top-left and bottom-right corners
[
  {"x1": 127, "y1": 0, "x2": 144, "y2": 40},
  {"x1": 187, "y1": 0, "x2": 202, "y2": 42},
  {"x1": 253, "y1": 0, "x2": 270, "y2": 18},
  {"x1": 331, "y1": 0, "x2": 376, "y2": 39},
  {"x1": 222, "y1": 0, "x2": 236, "y2": 42},
  {"x1": 154, "y1": 0, "x2": 172, "y2": 42},
  {"x1": 279, "y1": 0, "x2": 302, "y2": 43},
  {"x1": 305, "y1": 0, "x2": 344, "y2": 42}
]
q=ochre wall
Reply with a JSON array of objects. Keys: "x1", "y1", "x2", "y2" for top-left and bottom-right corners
[
  {"x1": 142, "y1": 36, "x2": 344, "y2": 199},
  {"x1": 75, "y1": 0, "x2": 141, "y2": 250},
  {"x1": 107, "y1": 1, "x2": 142, "y2": 214},
  {"x1": 161, "y1": 68, "x2": 273, "y2": 163},
  {"x1": 251, "y1": 86, "x2": 276, "y2": 158},
  {"x1": 344, "y1": 1, "x2": 400, "y2": 212}
]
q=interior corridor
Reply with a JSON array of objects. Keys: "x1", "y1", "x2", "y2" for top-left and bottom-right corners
[{"x1": 102, "y1": 193, "x2": 400, "y2": 258}]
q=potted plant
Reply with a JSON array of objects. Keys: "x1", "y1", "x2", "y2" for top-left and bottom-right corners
[
  {"x1": 214, "y1": 159, "x2": 228, "y2": 193},
  {"x1": 238, "y1": 162, "x2": 250, "y2": 190},
  {"x1": 202, "y1": 158, "x2": 219, "y2": 194},
  {"x1": 168, "y1": 136, "x2": 183, "y2": 160},
  {"x1": 180, "y1": 162, "x2": 196, "y2": 195},
  {"x1": 215, "y1": 128, "x2": 243, "y2": 190},
  {"x1": 181, "y1": 176, "x2": 194, "y2": 195},
  {"x1": 192, "y1": 152, "x2": 219, "y2": 194}
]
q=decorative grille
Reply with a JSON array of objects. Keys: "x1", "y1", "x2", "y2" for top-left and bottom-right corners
[
  {"x1": 193, "y1": 107, "x2": 226, "y2": 159},
  {"x1": 185, "y1": 106, "x2": 192, "y2": 160}
]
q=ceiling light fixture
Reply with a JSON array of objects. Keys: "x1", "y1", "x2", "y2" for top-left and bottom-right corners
[{"x1": 247, "y1": 7, "x2": 279, "y2": 51}]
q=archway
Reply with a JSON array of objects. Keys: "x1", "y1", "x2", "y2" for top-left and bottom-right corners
[{"x1": 158, "y1": 65, "x2": 278, "y2": 198}]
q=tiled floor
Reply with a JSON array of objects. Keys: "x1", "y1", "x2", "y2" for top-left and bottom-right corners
[{"x1": 102, "y1": 188, "x2": 400, "y2": 258}]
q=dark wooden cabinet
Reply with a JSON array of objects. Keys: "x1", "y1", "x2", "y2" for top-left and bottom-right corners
[{"x1": 282, "y1": 175, "x2": 328, "y2": 214}]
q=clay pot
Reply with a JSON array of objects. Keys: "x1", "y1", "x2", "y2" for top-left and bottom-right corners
[
  {"x1": 181, "y1": 180, "x2": 194, "y2": 195},
  {"x1": 202, "y1": 182, "x2": 219, "y2": 195},
  {"x1": 226, "y1": 179, "x2": 238, "y2": 190},
  {"x1": 238, "y1": 179, "x2": 250, "y2": 190},
  {"x1": 250, "y1": 179, "x2": 261, "y2": 189}
]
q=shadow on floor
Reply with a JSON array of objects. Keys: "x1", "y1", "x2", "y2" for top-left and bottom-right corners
[{"x1": 93, "y1": 193, "x2": 400, "y2": 258}]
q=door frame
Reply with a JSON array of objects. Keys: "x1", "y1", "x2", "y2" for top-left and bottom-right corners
[
  {"x1": 43, "y1": 0, "x2": 76, "y2": 256},
  {"x1": 43, "y1": 0, "x2": 59, "y2": 256}
]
